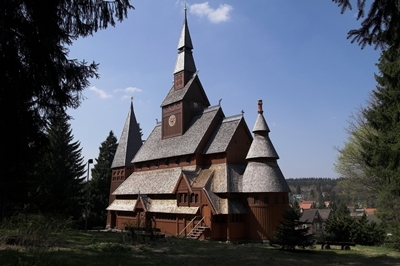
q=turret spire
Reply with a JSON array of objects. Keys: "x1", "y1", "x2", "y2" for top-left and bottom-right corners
[
  {"x1": 111, "y1": 101, "x2": 143, "y2": 168},
  {"x1": 173, "y1": 4, "x2": 196, "y2": 89}
]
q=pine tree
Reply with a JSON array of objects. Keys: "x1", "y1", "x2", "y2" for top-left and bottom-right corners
[
  {"x1": 87, "y1": 131, "x2": 118, "y2": 228},
  {"x1": 269, "y1": 207, "x2": 314, "y2": 250},
  {"x1": 34, "y1": 111, "x2": 86, "y2": 219}
]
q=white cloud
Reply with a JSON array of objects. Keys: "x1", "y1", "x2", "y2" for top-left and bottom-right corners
[
  {"x1": 89, "y1": 86, "x2": 112, "y2": 99},
  {"x1": 124, "y1": 86, "x2": 142, "y2": 93},
  {"x1": 113, "y1": 86, "x2": 143, "y2": 93},
  {"x1": 190, "y1": 2, "x2": 233, "y2": 23}
]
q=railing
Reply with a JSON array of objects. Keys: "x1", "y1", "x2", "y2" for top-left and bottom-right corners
[
  {"x1": 178, "y1": 216, "x2": 198, "y2": 236},
  {"x1": 187, "y1": 216, "x2": 205, "y2": 237}
]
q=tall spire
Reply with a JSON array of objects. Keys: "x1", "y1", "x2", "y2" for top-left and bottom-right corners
[
  {"x1": 174, "y1": 4, "x2": 196, "y2": 83},
  {"x1": 111, "y1": 99, "x2": 143, "y2": 168}
]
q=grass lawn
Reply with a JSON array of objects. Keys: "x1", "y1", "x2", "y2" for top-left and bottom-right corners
[{"x1": 1, "y1": 231, "x2": 400, "y2": 266}]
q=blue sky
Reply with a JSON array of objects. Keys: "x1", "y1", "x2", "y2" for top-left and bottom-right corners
[{"x1": 68, "y1": 1, "x2": 381, "y2": 179}]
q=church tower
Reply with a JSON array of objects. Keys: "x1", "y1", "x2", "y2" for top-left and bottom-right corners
[
  {"x1": 242, "y1": 100, "x2": 290, "y2": 239},
  {"x1": 106, "y1": 99, "x2": 143, "y2": 228},
  {"x1": 160, "y1": 7, "x2": 210, "y2": 139}
]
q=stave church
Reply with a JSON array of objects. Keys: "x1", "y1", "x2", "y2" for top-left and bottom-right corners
[{"x1": 106, "y1": 9, "x2": 290, "y2": 242}]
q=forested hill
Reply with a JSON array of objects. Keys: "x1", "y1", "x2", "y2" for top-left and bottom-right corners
[
  {"x1": 286, "y1": 177, "x2": 376, "y2": 208},
  {"x1": 286, "y1": 177, "x2": 339, "y2": 192},
  {"x1": 286, "y1": 178, "x2": 340, "y2": 206}
]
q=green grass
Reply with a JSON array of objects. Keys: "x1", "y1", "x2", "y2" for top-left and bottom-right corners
[{"x1": 1, "y1": 231, "x2": 400, "y2": 266}]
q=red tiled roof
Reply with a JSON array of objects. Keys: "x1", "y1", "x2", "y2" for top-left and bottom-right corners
[
  {"x1": 365, "y1": 208, "x2": 376, "y2": 214},
  {"x1": 300, "y1": 203, "x2": 313, "y2": 210}
]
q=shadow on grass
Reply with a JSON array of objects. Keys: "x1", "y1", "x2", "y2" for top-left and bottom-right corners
[{"x1": 1, "y1": 232, "x2": 399, "y2": 266}]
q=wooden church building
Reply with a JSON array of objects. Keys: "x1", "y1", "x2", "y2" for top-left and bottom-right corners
[{"x1": 106, "y1": 10, "x2": 290, "y2": 242}]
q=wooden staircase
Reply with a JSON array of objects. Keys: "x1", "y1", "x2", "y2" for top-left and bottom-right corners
[{"x1": 187, "y1": 226, "x2": 210, "y2": 240}]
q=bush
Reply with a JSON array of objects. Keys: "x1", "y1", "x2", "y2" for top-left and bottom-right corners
[
  {"x1": 324, "y1": 212, "x2": 386, "y2": 246},
  {"x1": 0, "y1": 213, "x2": 73, "y2": 250}
]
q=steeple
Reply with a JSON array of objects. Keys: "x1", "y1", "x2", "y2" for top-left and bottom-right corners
[
  {"x1": 246, "y1": 100, "x2": 278, "y2": 160},
  {"x1": 173, "y1": 5, "x2": 196, "y2": 90},
  {"x1": 111, "y1": 99, "x2": 143, "y2": 168},
  {"x1": 241, "y1": 100, "x2": 290, "y2": 193}
]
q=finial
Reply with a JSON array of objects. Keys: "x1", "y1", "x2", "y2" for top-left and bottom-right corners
[
  {"x1": 219, "y1": 98, "x2": 222, "y2": 105},
  {"x1": 241, "y1": 110, "x2": 244, "y2": 115},
  {"x1": 184, "y1": 0, "x2": 187, "y2": 12},
  {"x1": 156, "y1": 118, "x2": 159, "y2": 124},
  {"x1": 258, "y1": 99, "x2": 263, "y2": 114}
]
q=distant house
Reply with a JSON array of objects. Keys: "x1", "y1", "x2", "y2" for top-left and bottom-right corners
[
  {"x1": 292, "y1": 194, "x2": 303, "y2": 201},
  {"x1": 299, "y1": 200, "x2": 315, "y2": 210},
  {"x1": 299, "y1": 209, "x2": 322, "y2": 235},
  {"x1": 317, "y1": 208, "x2": 332, "y2": 231},
  {"x1": 365, "y1": 208, "x2": 376, "y2": 215}
]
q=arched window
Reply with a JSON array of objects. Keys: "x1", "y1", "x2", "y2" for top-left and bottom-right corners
[
  {"x1": 274, "y1": 196, "x2": 279, "y2": 204},
  {"x1": 264, "y1": 196, "x2": 269, "y2": 204}
]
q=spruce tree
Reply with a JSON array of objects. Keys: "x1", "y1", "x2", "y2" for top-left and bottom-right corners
[
  {"x1": 359, "y1": 43, "x2": 400, "y2": 249},
  {"x1": 87, "y1": 131, "x2": 118, "y2": 228},
  {"x1": 34, "y1": 111, "x2": 86, "y2": 219},
  {"x1": 269, "y1": 207, "x2": 314, "y2": 250},
  {"x1": 0, "y1": 0, "x2": 133, "y2": 217}
]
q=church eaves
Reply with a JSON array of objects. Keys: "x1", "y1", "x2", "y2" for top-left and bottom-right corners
[{"x1": 111, "y1": 100, "x2": 143, "y2": 168}]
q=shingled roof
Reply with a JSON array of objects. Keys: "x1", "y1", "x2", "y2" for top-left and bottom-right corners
[
  {"x1": 111, "y1": 101, "x2": 143, "y2": 168},
  {"x1": 161, "y1": 72, "x2": 209, "y2": 107},
  {"x1": 132, "y1": 105, "x2": 222, "y2": 163},
  {"x1": 242, "y1": 100, "x2": 290, "y2": 193},
  {"x1": 112, "y1": 167, "x2": 185, "y2": 195},
  {"x1": 203, "y1": 115, "x2": 244, "y2": 154}
]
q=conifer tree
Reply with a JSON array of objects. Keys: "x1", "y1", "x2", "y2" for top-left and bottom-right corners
[
  {"x1": 359, "y1": 43, "x2": 400, "y2": 249},
  {"x1": 87, "y1": 131, "x2": 118, "y2": 228},
  {"x1": 34, "y1": 111, "x2": 86, "y2": 219},
  {"x1": 269, "y1": 207, "x2": 314, "y2": 250},
  {"x1": 333, "y1": 0, "x2": 400, "y2": 49},
  {"x1": 0, "y1": 0, "x2": 133, "y2": 217}
]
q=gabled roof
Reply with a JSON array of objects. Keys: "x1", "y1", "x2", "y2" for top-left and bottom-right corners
[
  {"x1": 161, "y1": 72, "x2": 210, "y2": 107},
  {"x1": 112, "y1": 167, "x2": 185, "y2": 195},
  {"x1": 300, "y1": 209, "x2": 321, "y2": 223},
  {"x1": 132, "y1": 106, "x2": 222, "y2": 163},
  {"x1": 106, "y1": 199, "x2": 137, "y2": 211},
  {"x1": 111, "y1": 101, "x2": 143, "y2": 168},
  {"x1": 203, "y1": 115, "x2": 246, "y2": 155},
  {"x1": 317, "y1": 209, "x2": 332, "y2": 221}
]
